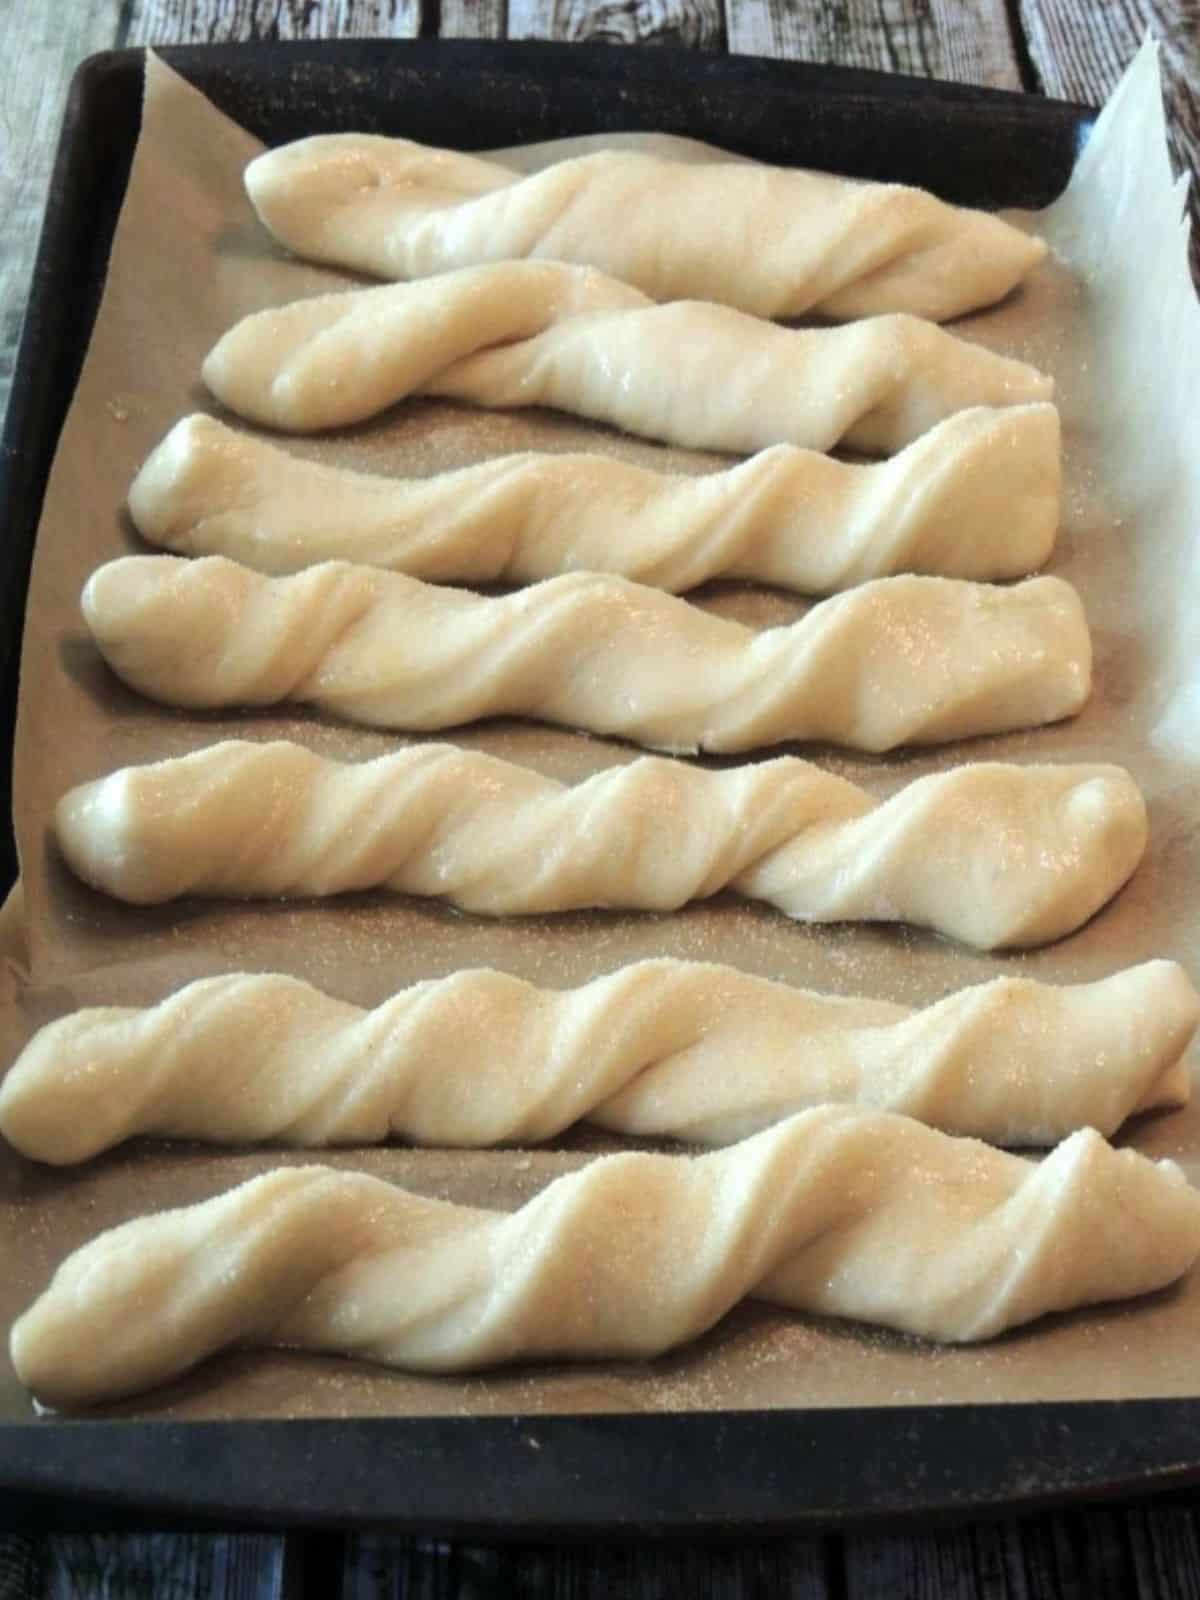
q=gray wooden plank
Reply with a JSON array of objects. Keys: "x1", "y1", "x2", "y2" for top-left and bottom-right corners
[
  {"x1": 440, "y1": 0, "x2": 506, "y2": 37},
  {"x1": 121, "y1": 0, "x2": 421, "y2": 43},
  {"x1": 724, "y1": 0, "x2": 1023, "y2": 89},
  {"x1": 844, "y1": 1523, "x2": 1031, "y2": 1600},
  {"x1": 0, "y1": 1534, "x2": 44, "y2": 1599},
  {"x1": 1013, "y1": 1506, "x2": 1139, "y2": 1600},
  {"x1": 342, "y1": 1535, "x2": 836, "y2": 1598},
  {"x1": 44, "y1": 1534, "x2": 285, "y2": 1599},
  {"x1": 0, "y1": 0, "x2": 123, "y2": 444},
  {"x1": 1019, "y1": 0, "x2": 1196, "y2": 110},
  {"x1": 1127, "y1": 1505, "x2": 1200, "y2": 1600},
  {"x1": 1020, "y1": 0, "x2": 1199, "y2": 281},
  {"x1": 507, "y1": 0, "x2": 725, "y2": 47}
]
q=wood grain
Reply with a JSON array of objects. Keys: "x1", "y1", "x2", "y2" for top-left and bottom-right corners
[
  {"x1": 1021, "y1": 0, "x2": 1200, "y2": 280},
  {"x1": 843, "y1": 1526, "x2": 1033, "y2": 1600},
  {"x1": 42, "y1": 1534, "x2": 284, "y2": 1598},
  {"x1": 1127, "y1": 1506, "x2": 1200, "y2": 1599},
  {"x1": 724, "y1": 0, "x2": 1023, "y2": 89},
  {"x1": 121, "y1": 0, "x2": 421, "y2": 42},
  {"x1": 508, "y1": 0, "x2": 725, "y2": 46},
  {"x1": 1014, "y1": 1505, "x2": 1140, "y2": 1598},
  {"x1": 0, "y1": 1534, "x2": 43, "y2": 1598},
  {"x1": 440, "y1": 0, "x2": 506, "y2": 36},
  {"x1": 343, "y1": 1536, "x2": 837, "y2": 1598},
  {"x1": 0, "y1": 0, "x2": 121, "y2": 442}
]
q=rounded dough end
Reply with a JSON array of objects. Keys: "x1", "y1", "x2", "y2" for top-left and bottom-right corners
[
  {"x1": 999, "y1": 767, "x2": 1149, "y2": 949},
  {"x1": 959, "y1": 1130, "x2": 1200, "y2": 1340},
  {"x1": 905, "y1": 404, "x2": 1060, "y2": 579},
  {"x1": 127, "y1": 415, "x2": 240, "y2": 551}
]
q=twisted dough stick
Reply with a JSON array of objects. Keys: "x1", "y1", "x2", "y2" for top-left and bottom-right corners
[
  {"x1": 201, "y1": 261, "x2": 1053, "y2": 452},
  {"x1": 83, "y1": 556, "x2": 1091, "y2": 755},
  {"x1": 129, "y1": 407, "x2": 1061, "y2": 592},
  {"x1": 54, "y1": 740, "x2": 1148, "y2": 950},
  {"x1": 3, "y1": 960, "x2": 1193, "y2": 1164},
  {"x1": 14, "y1": 1109, "x2": 1200, "y2": 1407},
  {"x1": 245, "y1": 136, "x2": 1047, "y2": 323}
]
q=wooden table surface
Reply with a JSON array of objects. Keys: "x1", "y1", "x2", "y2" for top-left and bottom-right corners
[{"x1": 2, "y1": 0, "x2": 1200, "y2": 1595}]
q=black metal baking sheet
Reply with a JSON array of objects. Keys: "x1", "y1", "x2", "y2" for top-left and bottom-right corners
[{"x1": 8, "y1": 39, "x2": 1192, "y2": 1536}]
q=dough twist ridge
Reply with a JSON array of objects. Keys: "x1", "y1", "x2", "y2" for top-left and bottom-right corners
[
  {"x1": 129, "y1": 407, "x2": 1061, "y2": 593},
  {"x1": 54, "y1": 740, "x2": 1148, "y2": 950},
  {"x1": 3, "y1": 960, "x2": 1193, "y2": 1163},
  {"x1": 245, "y1": 136, "x2": 1047, "y2": 323},
  {"x1": 14, "y1": 1109, "x2": 1200, "y2": 1407},
  {"x1": 83, "y1": 556, "x2": 1091, "y2": 755},
  {"x1": 201, "y1": 261, "x2": 1053, "y2": 452}
]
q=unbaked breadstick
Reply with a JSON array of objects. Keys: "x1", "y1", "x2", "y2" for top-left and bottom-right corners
[
  {"x1": 54, "y1": 741, "x2": 1148, "y2": 951},
  {"x1": 82, "y1": 556, "x2": 1091, "y2": 755},
  {"x1": 3, "y1": 960, "x2": 1193, "y2": 1164},
  {"x1": 201, "y1": 261, "x2": 1053, "y2": 452},
  {"x1": 14, "y1": 1109, "x2": 1200, "y2": 1407},
  {"x1": 128, "y1": 407, "x2": 1061, "y2": 592},
  {"x1": 245, "y1": 136, "x2": 1047, "y2": 323}
]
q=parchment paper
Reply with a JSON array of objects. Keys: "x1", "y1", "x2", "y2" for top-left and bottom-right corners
[{"x1": 2, "y1": 41, "x2": 1198, "y2": 1421}]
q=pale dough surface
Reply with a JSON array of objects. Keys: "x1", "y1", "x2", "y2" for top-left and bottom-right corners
[
  {"x1": 82, "y1": 556, "x2": 1091, "y2": 755},
  {"x1": 201, "y1": 261, "x2": 1054, "y2": 452},
  {"x1": 53, "y1": 740, "x2": 1148, "y2": 951},
  {"x1": 2, "y1": 960, "x2": 1193, "y2": 1163},
  {"x1": 13, "y1": 1106, "x2": 1200, "y2": 1408},
  {"x1": 244, "y1": 136, "x2": 1047, "y2": 323},
  {"x1": 128, "y1": 407, "x2": 1061, "y2": 593}
]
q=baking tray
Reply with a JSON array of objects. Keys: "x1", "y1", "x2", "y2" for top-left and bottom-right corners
[{"x1": 12, "y1": 39, "x2": 1199, "y2": 1535}]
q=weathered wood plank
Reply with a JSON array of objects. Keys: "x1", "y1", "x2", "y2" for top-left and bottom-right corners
[
  {"x1": 507, "y1": 0, "x2": 725, "y2": 47},
  {"x1": 1007, "y1": 1507, "x2": 1138, "y2": 1600},
  {"x1": 0, "y1": 0, "x2": 122, "y2": 444},
  {"x1": 343, "y1": 1535, "x2": 837, "y2": 1598},
  {"x1": 440, "y1": 0, "x2": 506, "y2": 37},
  {"x1": 121, "y1": 0, "x2": 421, "y2": 43},
  {"x1": 1020, "y1": 0, "x2": 1200, "y2": 279},
  {"x1": 1020, "y1": 0, "x2": 1196, "y2": 108},
  {"x1": 724, "y1": 0, "x2": 1023, "y2": 89},
  {"x1": 1126, "y1": 1505, "x2": 1200, "y2": 1599},
  {"x1": 43, "y1": 1534, "x2": 284, "y2": 1599},
  {"x1": 0, "y1": 1534, "x2": 44, "y2": 1598},
  {"x1": 843, "y1": 1523, "x2": 1031, "y2": 1600},
  {"x1": 843, "y1": 1505, "x2": 1172, "y2": 1600}
]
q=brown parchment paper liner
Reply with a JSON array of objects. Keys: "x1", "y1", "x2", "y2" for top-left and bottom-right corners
[{"x1": 2, "y1": 42, "x2": 1198, "y2": 1421}]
